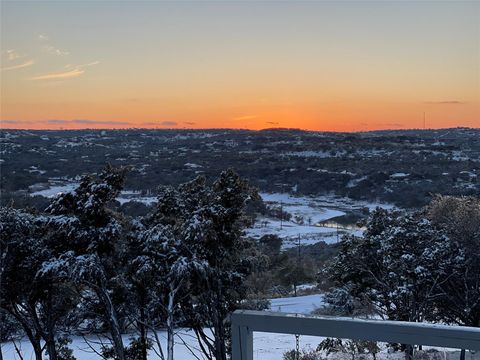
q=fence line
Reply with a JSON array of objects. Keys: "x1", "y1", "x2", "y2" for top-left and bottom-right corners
[{"x1": 231, "y1": 310, "x2": 480, "y2": 360}]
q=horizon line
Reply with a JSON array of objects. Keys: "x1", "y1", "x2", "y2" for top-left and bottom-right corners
[{"x1": 1, "y1": 126, "x2": 478, "y2": 133}]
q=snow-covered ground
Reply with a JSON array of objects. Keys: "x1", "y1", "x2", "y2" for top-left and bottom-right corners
[
  {"x1": 30, "y1": 182, "x2": 80, "y2": 197},
  {"x1": 116, "y1": 194, "x2": 157, "y2": 205},
  {"x1": 2, "y1": 293, "x2": 470, "y2": 360},
  {"x1": 259, "y1": 192, "x2": 394, "y2": 212},
  {"x1": 29, "y1": 182, "x2": 157, "y2": 206},
  {"x1": 0, "y1": 330, "x2": 334, "y2": 360},
  {"x1": 259, "y1": 193, "x2": 347, "y2": 224},
  {"x1": 270, "y1": 294, "x2": 325, "y2": 314},
  {"x1": 1, "y1": 294, "x2": 325, "y2": 360},
  {"x1": 30, "y1": 185, "x2": 390, "y2": 249},
  {"x1": 247, "y1": 218, "x2": 338, "y2": 243},
  {"x1": 245, "y1": 192, "x2": 388, "y2": 249}
]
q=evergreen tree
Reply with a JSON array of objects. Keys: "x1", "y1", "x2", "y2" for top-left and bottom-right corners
[
  {"x1": 427, "y1": 195, "x2": 480, "y2": 328},
  {"x1": 325, "y1": 208, "x2": 453, "y2": 358},
  {"x1": 39, "y1": 165, "x2": 130, "y2": 360},
  {"x1": 0, "y1": 207, "x2": 78, "y2": 360},
  {"x1": 427, "y1": 196, "x2": 480, "y2": 360},
  {"x1": 148, "y1": 169, "x2": 259, "y2": 360}
]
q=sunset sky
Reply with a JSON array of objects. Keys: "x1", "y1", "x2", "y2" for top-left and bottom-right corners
[{"x1": 1, "y1": 1, "x2": 479, "y2": 131}]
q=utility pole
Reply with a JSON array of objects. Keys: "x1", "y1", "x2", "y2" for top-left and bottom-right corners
[
  {"x1": 280, "y1": 201, "x2": 283, "y2": 230},
  {"x1": 297, "y1": 235, "x2": 301, "y2": 262},
  {"x1": 294, "y1": 234, "x2": 301, "y2": 297}
]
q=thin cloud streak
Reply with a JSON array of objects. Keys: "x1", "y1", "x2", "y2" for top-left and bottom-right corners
[
  {"x1": 47, "y1": 119, "x2": 131, "y2": 126},
  {"x1": 1, "y1": 120, "x2": 23, "y2": 124},
  {"x1": 30, "y1": 68, "x2": 84, "y2": 80},
  {"x1": 39, "y1": 33, "x2": 69, "y2": 55},
  {"x1": 137, "y1": 121, "x2": 178, "y2": 127},
  {"x1": 29, "y1": 62, "x2": 99, "y2": 81},
  {"x1": 1, "y1": 59, "x2": 35, "y2": 71},
  {"x1": 6, "y1": 49, "x2": 23, "y2": 60},
  {"x1": 77, "y1": 61, "x2": 100, "y2": 68},
  {"x1": 159, "y1": 121, "x2": 178, "y2": 126},
  {"x1": 43, "y1": 45, "x2": 70, "y2": 56},
  {"x1": 424, "y1": 101, "x2": 466, "y2": 105},
  {"x1": 233, "y1": 115, "x2": 258, "y2": 121}
]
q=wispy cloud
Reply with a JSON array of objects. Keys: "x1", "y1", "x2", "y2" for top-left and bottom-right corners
[
  {"x1": 266, "y1": 121, "x2": 279, "y2": 125},
  {"x1": 30, "y1": 61, "x2": 99, "y2": 81},
  {"x1": 78, "y1": 61, "x2": 100, "y2": 68},
  {"x1": 370, "y1": 122, "x2": 404, "y2": 128},
  {"x1": 6, "y1": 49, "x2": 23, "y2": 60},
  {"x1": 39, "y1": 33, "x2": 70, "y2": 56},
  {"x1": 1, "y1": 120, "x2": 22, "y2": 124},
  {"x1": 137, "y1": 121, "x2": 178, "y2": 127},
  {"x1": 43, "y1": 45, "x2": 70, "y2": 56},
  {"x1": 30, "y1": 68, "x2": 84, "y2": 80},
  {"x1": 233, "y1": 115, "x2": 258, "y2": 121},
  {"x1": 74, "y1": 119, "x2": 130, "y2": 126},
  {"x1": 1, "y1": 59, "x2": 35, "y2": 71},
  {"x1": 184, "y1": 121, "x2": 196, "y2": 125},
  {"x1": 47, "y1": 119, "x2": 131, "y2": 126},
  {"x1": 424, "y1": 101, "x2": 465, "y2": 105},
  {"x1": 0, "y1": 119, "x2": 34, "y2": 128},
  {"x1": 160, "y1": 121, "x2": 178, "y2": 126}
]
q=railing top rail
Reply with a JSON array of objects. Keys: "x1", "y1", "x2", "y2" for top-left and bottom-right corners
[{"x1": 231, "y1": 310, "x2": 480, "y2": 350}]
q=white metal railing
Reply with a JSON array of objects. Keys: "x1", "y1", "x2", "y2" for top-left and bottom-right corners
[{"x1": 231, "y1": 310, "x2": 480, "y2": 360}]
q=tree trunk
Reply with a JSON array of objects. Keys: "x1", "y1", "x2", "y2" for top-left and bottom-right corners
[
  {"x1": 213, "y1": 309, "x2": 227, "y2": 360},
  {"x1": 151, "y1": 328, "x2": 166, "y2": 360},
  {"x1": 460, "y1": 349, "x2": 466, "y2": 360},
  {"x1": 7, "y1": 306, "x2": 43, "y2": 360},
  {"x1": 214, "y1": 324, "x2": 227, "y2": 360},
  {"x1": 31, "y1": 335, "x2": 43, "y2": 360},
  {"x1": 404, "y1": 344, "x2": 414, "y2": 360},
  {"x1": 139, "y1": 294, "x2": 148, "y2": 360},
  {"x1": 45, "y1": 293, "x2": 58, "y2": 360},
  {"x1": 97, "y1": 288, "x2": 126, "y2": 360},
  {"x1": 46, "y1": 338, "x2": 58, "y2": 360},
  {"x1": 166, "y1": 289, "x2": 175, "y2": 360},
  {"x1": 211, "y1": 284, "x2": 228, "y2": 360}
]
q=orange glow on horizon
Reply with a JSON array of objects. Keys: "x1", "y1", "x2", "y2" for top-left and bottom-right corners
[
  {"x1": 1, "y1": 100, "x2": 478, "y2": 131},
  {"x1": 1, "y1": 1, "x2": 478, "y2": 131}
]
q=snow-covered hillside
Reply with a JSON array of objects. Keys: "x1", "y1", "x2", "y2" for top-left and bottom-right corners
[{"x1": 245, "y1": 193, "x2": 390, "y2": 248}]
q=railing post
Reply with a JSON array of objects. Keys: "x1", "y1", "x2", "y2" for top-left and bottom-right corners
[
  {"x1": 231, "y1": 313, "x2": 253, "y2": 360},
  {"x1": 230, "y1": 310, "x2": 480, "y2": 357}
]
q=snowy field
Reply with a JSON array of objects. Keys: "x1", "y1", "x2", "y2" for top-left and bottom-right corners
[
  {"x1": 259, "y1": 192, "x2": 394, "y2": 212},
  {"x1": 1, "y1": 330, "x2": 473, "y2": 360},
  {"x1": 1, "y1": 294, "x2": 326, "y2": 360},
  {"x1": 270, "y1": 294, "x2": 325, "y2": 314},
  {"x1": 2, "y1": 290, "x2": 472, "y2": 360},
  {"x1": 30, "y1": 184, "x2": 391, "y2": 249},
  {"x1": 0, "y1": 331, "x2": 337, "y2": 360},
  {"x1": 245, "y1": 192, "x2": 390, "y2": 248},
  {"x1": 30, "y1": 182, "x2": 157, "y2": 205},
  {"x1": 30, "y1": 182, "x2": 80, "y2": 198}
]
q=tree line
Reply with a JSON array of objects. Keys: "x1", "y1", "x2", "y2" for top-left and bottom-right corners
[
  {"x1": 1, "y1": 166, "x2": 261, "y2": 360},
  {"x1": 2, "y1": 165, "x2": 479, "y2": 360},
  {"x1": 321, "y1": 195, "x2": 480, "y2": 360}
]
